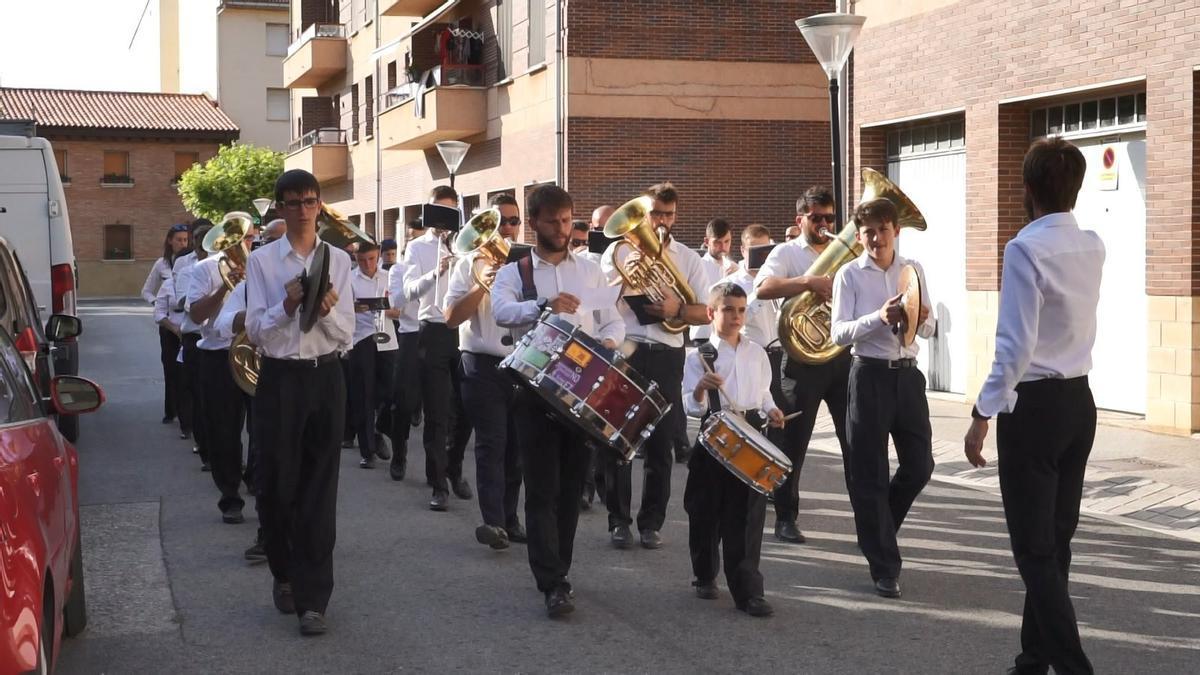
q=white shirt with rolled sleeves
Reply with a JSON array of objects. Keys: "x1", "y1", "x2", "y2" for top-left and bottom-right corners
[
  {"x1": 244, "y1": 236, "x2": 355, "y2": 360},
  {"x1": 974, "y1": 212, "x2": 1104, "y2": 418},
  {"x1": 682, "y1": 334, "x2": 780, "y2": 418},
  {"x1": 142, "y1": 256, "x2": 173, "y2": 304},
  {"x1": 153, "y1": 275, "x2": 183, "y2": 328},
  {"x1": 491, "y1": 250, "x2": 624, "y2": 346},
  {"x1": 214, "y1": 281, "x2": 246, "y2": 340},
  {"x1": 173, "y1": 251, "x2": 203, "y2": 334},
  {"x1": 442, "y1": 252, "x2": 510, "y2": 357},
  {"x1": 830, "y1": 253, "x2": 936, "y2": 360},
  {"x1": 351, "y1": 267, "x2": 398, "y2": 351},
  {"x1": 601, "y1": 237, "x2": 710, "y2": 349},
  {"x1": 386, "y1": 261, "x2": 420, "y2": 334},
  {"x1": 402, "y1": 230, "x2": 455, "y2": 324},
  {"x1": 754, "y1": 237, "x2": 821, "y2": 291},
  {"x1": 720, "y1": 264, "x2": 780, "y2": 350},
  {"x1": 185, "y1": 253, "x2": 233, "y2": 351}
]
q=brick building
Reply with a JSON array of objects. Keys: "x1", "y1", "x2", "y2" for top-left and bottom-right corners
[
  {"x1": 848, "y1": 0, "x2": 1198, "y2": 432},
  {"x1": 282, "y1": 0, "x2": 833, "y2": 246},
  {"x1": 0, "y1": 88, "x2": 239, "y2": 297}
]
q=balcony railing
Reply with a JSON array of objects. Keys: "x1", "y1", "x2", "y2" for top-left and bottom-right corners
[
  {"x1": 288, "y1": 127, "x2": 347, "y2": 154},
  {"x1": 379, "y1": 85, "x2": 486, "y2": 151},
  {"x1": 287, "y1": 22, "x2": 346, "y2": 57},
  {"x1": 283, "y1": 23, "x2": 348, "y2": 89},
  {"x1": 285, "y1": 128, "x2": 349, "y2": 183}
]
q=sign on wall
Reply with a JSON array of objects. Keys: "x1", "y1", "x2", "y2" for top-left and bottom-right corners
[{"x1": 1098, "y1": 145, "x2": 1119, "y2": 191}]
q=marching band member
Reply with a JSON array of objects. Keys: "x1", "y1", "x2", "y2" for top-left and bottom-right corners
[
  {"x1": 830, "y1": 197, "x2": 936, "y2": 600},
  {"x1": 348, "y1": 242, "x2": 398, "y2": 468},
  {"x1": 700, "y1": 218, "x2": 739, "y2": 281},
  {"x1": 175, "y1": 221, "x2": 212, "y2": 461},
  {"x1": 719, "y1": 224, "x2": 776, "y2": 349},
  {"x1": 385, "y1": 226, "x2": 423, "y2": 481},
  {"x1": 492, "y1": 185, "x2": 624, "y2": 617},
  {"x1": 755, "y1": 187, "x2": 852, "y2": 544},
  {"x1": 683, "y1": 282, "x2": 784, "y2": 617},
  {"x1": 444, "y1": 194, "x2": 526, "y2": 550},
  {"x1": 964, "y1": 138, "x2": 1102, "y2": 675},
  {"x1": 569, "y1": 220, "x2": 590, "y2": 255},
  {"x1": 148, "y1": 223, "x2": 190, "y2": 426},
  {"x1": 600, "y1": 182, "x2": 710, "y2": 550},
  {"x1": 403, "y1": 186, "x2": 474, "y2": 511},
  {"x1": 245, "y1": 169, "x2": 354, "y2": 636}
]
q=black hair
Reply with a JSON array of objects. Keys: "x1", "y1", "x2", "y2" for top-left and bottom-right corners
[{"x1": 274, "y1": 169, "x2": 321, "y2": 203}]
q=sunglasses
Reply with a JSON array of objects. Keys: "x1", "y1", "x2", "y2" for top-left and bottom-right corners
[
  {"x1": 570, "y1": 238, "x2": 588, "y2": 248},
  {"x1": 170, "y1": 223, "x2": 190, "y2": 233},
  {"x1": 806, "y1": 213, "x2": 837, "y2": 224},
  {"x1": 499, "y1": 216, "x2": 521, "y2": 227},
  {"x1": 282, "y1": 197, "x2": 321, "y2": 209}
]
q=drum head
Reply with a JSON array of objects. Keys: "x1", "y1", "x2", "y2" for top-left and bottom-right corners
[{"x1": 897, "y1": 264, "x2": 921, "y2": 347}]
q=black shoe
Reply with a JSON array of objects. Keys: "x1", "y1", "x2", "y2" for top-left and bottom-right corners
[
  {"x1": 373, "y1": 434, "x2": 392, "y2": 461},
  {"x1": 222, "y1": 507, "x2": 245, "y2": 524},
  {"x1": 610, "y1": 525, "x2": 633, "y2": 549},
  {"x1": 191, "y1": 445, "x2": 198, "y2": 454},
  {"x1": 475, "y1": 524, "x2": 510, "y2": 550},
  {"x1": 738, "y1": 596, "x2": 774, "y2": 617},
  {"x1": 545, "y1": 585, "x2": 575, "y2": 618},
  {"x1": 272, "y1": 580, "x2": 295, "y2": 614},
  {"x1": 505, "y1": 522, "x2": 527, "y2": 544},
  {"x1": 674, "y1": 447, "x2": 691, "y2": 464},
  {"x1": 411, "y1": 409, "x2": 422, "y2": 427},
  {"x1": 774, "y1": 520, "x2": 806, "y2": 544},
  {"x1": 429, "y1": 491, "x2": 449, "y2": 511},
  {"x1": 245, "y1": 532, "x2": 266, "y2": 564},
  {"x1": 450, "y1": 476, "x2": 473, "y2": 500},
  {"x1": 389, "y1": 457, "x2": 407, "y2": 481},
  {"x1": 162, "y1": 415, "x2": 174, "y2": 424},
  {"x1": 298, "y1": 610, "x2": 327, "y2": 636},
  {"x1": 201, "y1": 462, "x2": 211, "y2": 472},
  {"x1": 180, "y1": 431, "x2": 191, "y2": 440},
  {"x1": 579, "y1": 496, "x2": 591, "y2": 511},
  {"x1": 639, "y1": 529, "x2": 662, "y2": 550},
  {"x1": 694, "y1": 580, "x2": 718, "y2": 600},
  {"x1": 341, "y1": 439, "x2": 355, "y2": 449},
  {"x1": 875, "y1": 577, "x2": 902, "y2": 599},
  {"x1": 359, "y1": 457, "x2": 375, "y2": 469}
]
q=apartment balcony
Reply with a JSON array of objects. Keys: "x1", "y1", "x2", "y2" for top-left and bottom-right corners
[
  {"x1": 282, "y1": 23, "x2": 347, "y2": 89},
  {"x1": 380, "y1": 0, "x2": 445, "y2": 17},
  {"x1": 379, "y1": 85, "x2": 486, "y2": 151},
  {"x1": 285, "y1": 128, "x2": 348, "y2": 183}
]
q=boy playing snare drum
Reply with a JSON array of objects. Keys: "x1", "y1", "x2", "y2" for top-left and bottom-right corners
[{"x1": 682, "y1": 282, "x2": 785, "y2": 617}]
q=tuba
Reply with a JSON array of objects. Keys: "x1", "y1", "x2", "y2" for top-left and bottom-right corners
[
  {"x1": 452, "y1": 208, "x2": 508, "y2": 290},
  {"x1": 604, "y1": 196, "x2": 698, "y2": 334},
  {"x1": 229, "y1": 331, "x2": 260, "y2": 396},
  {"x1": 317, "y1": 203, "x2": 375, "y2": 249},
  {"x1": 778, "y1": 168, "x2": 927, "y2": 364},
  {"x1": 202, "y1": 211, "x2": 260, "y2": 396}
]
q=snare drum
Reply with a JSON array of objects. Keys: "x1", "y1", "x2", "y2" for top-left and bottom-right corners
[
  {"x1": 698, "y1": 411, "x2": 792, "y2": 495},
  {"x1": 500, "y1": 314, "x2": 671, "y2": 462}
]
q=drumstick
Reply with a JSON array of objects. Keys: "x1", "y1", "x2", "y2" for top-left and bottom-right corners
[
  {"x1": 781, "y1": 409, "x2": 804, "y2": 422},
  {"x1": 698, "y1": 355, "x2": 738, "y2": 415}
]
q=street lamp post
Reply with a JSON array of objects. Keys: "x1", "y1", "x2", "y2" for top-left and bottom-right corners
[
  {"x1": 796, "y1": 13, "x2": 866, "y2": 227},
  {"x1": 435, "y1": 140, "x2": 471, "y2": 190}
]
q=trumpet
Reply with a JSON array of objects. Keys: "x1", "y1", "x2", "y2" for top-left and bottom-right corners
[
  {"x1": 452, "y1": 208, "x2": 508, "y2": 289},
  {"x1": 603, "y1": 196, "x2": 697, "y2": 334}
]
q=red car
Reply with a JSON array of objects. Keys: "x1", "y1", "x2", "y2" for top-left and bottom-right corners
[{"x1": 1, "y1": 315, "x2": 102, "y2": 674}]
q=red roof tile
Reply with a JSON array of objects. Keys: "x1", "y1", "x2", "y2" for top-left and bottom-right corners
[{"x1": 0, "y1": 87, "x2": 239, "y2": 137}]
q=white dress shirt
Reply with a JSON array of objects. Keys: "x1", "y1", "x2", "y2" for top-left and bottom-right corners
[
  {"x1": 351, "y1": 267, "x2": 398, "y2": 350},
  {"x1": 491, "y1": 249, "x2": 625, "y2": 346},
  {"x1": 244, "y1": 235, "x2": 355, "y2": 360},
  {"x1": 153, "y1": 275, "x2": 182, "y2": 328},
  {"x1": 142, "y1": 256, "x2": 173, "y2": 304},
  {"x1": 975, "y1": 212, "x2": 1104, "y2": 417},
  {"x1": 721, "y1": 264, "x2": 780, "y2": 349},
  {"x1": 186, "y1": 254, "x2": 234, "y2": 350},
  {"x1": 214, "y1": 281, "x2": 246, "y2": 340},
  {"x1": 386, "y1": 261, "x2": 420, "y2": 334},
  {"x1": 754, "y1": 237, "x2": 821, "y2": 291},
  {"x1": 682, "y1": 334, "x2": 780, "y2": 417},
  {"x1": 443, "y1": 253, "x2": 510, "y2": 357},
  {"x1": 601, "y1": 237, "x2": 710, "y2": 349},
  {"x1": 830, "y1": 253, "x2": 936, "y2": 360},
  {"x1": 701, "y1": 252, "x2": 738, "y2": 280},
  {"x1": 402, "y1": 230, "x2": 455, "y2": 324},
  {"x1": 173, "y1": 251, "x2": 202, "y2": 334}
]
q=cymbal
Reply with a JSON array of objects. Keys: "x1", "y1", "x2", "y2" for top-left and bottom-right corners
[
  {"x1": 897, "y1": 264, "x2": 921, "y2": 347},
  {"x1": 300, "y1": 243, "x2": 331, "y2": 333}
]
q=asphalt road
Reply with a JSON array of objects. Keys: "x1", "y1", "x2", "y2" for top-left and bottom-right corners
[{"x1": 57, "y1": 300, "x2": 1200, "y2": 674}]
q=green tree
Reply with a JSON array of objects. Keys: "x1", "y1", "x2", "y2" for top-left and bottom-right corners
[{"x1": 176, "y1": 143, "x2": 284, "y2": 223}]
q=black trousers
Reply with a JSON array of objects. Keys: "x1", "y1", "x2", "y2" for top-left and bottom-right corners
[
  {"x1": 460, "y1": 352, "x2": 522, "y2": 529},
  {"x1": 181, "y1": 333, "x2": 206, "y2": 460},
  {"x1": 348, "y1": 338, "x2": 390, "y2": 459},
  {"x1": 515, "y1": 389, "x2": 590, "y2": 593},
  {"x1": 773, "y1": 350, "x2": 852, "y2": 522},
  {"x1": 378, "y1": 331, "x2": 419, "y2": 453},
  {"x1": 372, "y1": 349, "x2": 400, "y2": 448},
  {"x1": 418, "y1": 321, "x2": 471, "y2": 493},
  {"x1": 255, "y1": 357, "x2": 345, "y2": 615},
  {"x1": 845, "y1": 359, "x2": 933, "y2": 580},
  {"x1": 684, "y1": 439, "x2": 767, "y2": 603},
  {"x1": 604, "y1": 343, "x2": 684, "y2": 532},
  {"x1": 243, "y1": 395, "x2": 258, "y2": 492},
  {"x1": 158, "y1": 326, "x2": 180, "y2": 421},
  {"x1": 198, "y1": 348, "x2": 246, "y2": 513},
  {"x1": 998, "y1": 377, "x2": 1095, "y2": 675}
]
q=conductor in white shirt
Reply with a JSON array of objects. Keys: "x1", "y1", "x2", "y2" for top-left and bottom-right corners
[{"x1": 964, "y1": 138, "x2": 1102, "y2": 675}]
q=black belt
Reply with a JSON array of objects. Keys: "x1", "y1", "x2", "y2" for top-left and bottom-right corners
[
  {"x1": 630, "y1": 340, "x2": 682, "y2": 353},
  {"x1": 261, "y1": 352, "x2": 340, "y2": 370},
  {"x1": 199, "y1": 347, "x2": 230, "y2": 357},
  {"x1": 855, "y1": 356, "x2": 917, "y2": 369},
  {"x1": 419, "y1": 320, "x2": 452, "y2": 331}
]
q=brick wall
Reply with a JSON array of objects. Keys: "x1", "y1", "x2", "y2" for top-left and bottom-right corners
[{"x1": 567, "y1": 117, "x2": 831, "y2": 247}]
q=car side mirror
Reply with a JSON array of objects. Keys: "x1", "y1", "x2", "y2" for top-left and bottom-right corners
[
  {"x1": 51, "y1": 375, "x2": 104, "y2": 415},
  {"x1": 46, "y1": 314, "x2": 82, "y2": 341}
]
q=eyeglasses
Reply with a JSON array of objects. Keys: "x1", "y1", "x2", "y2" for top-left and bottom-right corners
[
  {"x1": 805, "y1": 213, "x2": 837, "y2": 224},
  {"x1": 499, "y1": 216, "x2": 521, "y2": 227},
  {"x1": 570, "y1": 238, "x2": 588, "y2": 248},
  {"x1": 282, "y1": 197, "x2": 321, "y2": 210}
]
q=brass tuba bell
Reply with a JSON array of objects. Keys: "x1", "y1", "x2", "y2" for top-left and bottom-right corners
[
  {"x1": 604, "y1": 196, "x2": 698, "y2": 335},
  {"x1": 317, "y1": 203, "x2": 375, "y2": 249},
  {"x1": 203, "y1": 211, "x2": 253, "y2": 291},
  {"x1": 778, "y1": 168, "x2": 928, "y2": 364},
  {"x1": 453, "y1": 208, "x2": 509, "y2": 290}
]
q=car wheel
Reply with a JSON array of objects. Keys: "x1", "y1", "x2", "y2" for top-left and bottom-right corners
[
  {"x1": 56, "y1": 413, "x2": 79, "y2": 443},
  {"x1": 63, "y1": 531, "x2": 87, "y2": 637}
]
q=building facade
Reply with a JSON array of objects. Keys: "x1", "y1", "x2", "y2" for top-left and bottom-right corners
[
  {"x1": 849, "y1": 0, "x2": 1198, "y2": 432},
  {"x1": 0, "y1": 88, "x2": 239, "y2": 297},
  {"x1": 282, "y1": 0, "x2": 833, "y2": 245}
]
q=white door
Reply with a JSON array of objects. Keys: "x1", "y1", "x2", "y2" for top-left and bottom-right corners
[
  {"x1": 1072, "y1": 133, "x2": 1147, "y2": 414},
  {"x1": 888, "y1": 151, "x2": 968, "y2": 393},
  {"x1": 0, "y1": 148, "x2": 53, "y2": 310}
]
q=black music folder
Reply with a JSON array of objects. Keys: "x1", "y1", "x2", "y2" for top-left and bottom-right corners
[
  {"x1": 588, "y1": 230, "x2": 616, "y2": 255},
  {"x1": 622, "y1": 294, "x2": 661, "y2": 326},
  {"x1": 506, "y1": 243, "x2": 533, "y2": 263},
  {"x1": 357, "y1": 296, "x2": 390, "y2": 311},
  {"x1": 747, "y1": 243, "x2": 777, "y2": 271},
  {"x1": 421, "y1": 203, "x2": 461, "y2": 232}
]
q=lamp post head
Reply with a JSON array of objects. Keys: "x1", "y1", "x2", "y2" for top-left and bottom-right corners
[
  {"x1": 435, "y1": 140, "x2": 471, "y2": 176},
  {"x1": 252, "y1": 198, "x2": 274, "y2": 217},
  {"x1": 795, "y1": 13, "x2": 866, "y2": 80}
]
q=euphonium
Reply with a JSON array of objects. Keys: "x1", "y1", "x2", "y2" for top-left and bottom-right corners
[
  {"x1": 229, "y1": 331, "x2": 260, "y2": 396},
  {"x1": 603, "y1": 196, "x2": 697, "y2": 335},
  {"x1": 452, "y1": 208, "x2": 508, "y2": 289},
  {"x1": 202, "y1": 211, "x2": 260, "y2": 395},
  {"x1": 778, "y1": 168, "x2": 928, "y2": 364}
]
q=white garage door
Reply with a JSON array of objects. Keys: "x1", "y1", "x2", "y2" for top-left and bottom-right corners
[
  {"x1": 888, "y1": 149, "x2": 968, "y2": 393},
  {"x1": 1072, "y1": 133, "x2": 1147, "y2": 413}
]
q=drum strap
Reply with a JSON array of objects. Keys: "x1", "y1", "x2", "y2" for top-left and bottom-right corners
[
  {"x1": 697, "y1": 342, "x2": 722, "y2": 415},
  {"x1": 517, "y1": 255, "x2": 538, "y2": 302}
]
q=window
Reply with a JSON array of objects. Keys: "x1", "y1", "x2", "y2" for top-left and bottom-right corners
[
  {"x1": 104, "y1": 224, "x2": 133, "y2": 260},
  {"x1": 886, "y1": 119, "x2": 964, "y2": 159},
  {"x1": 350, "y1": 84, "x2": 360, "y2": 143},
  {"x1": 173, "y1": 152, "x2": 199, "y2": 182},
  {"x1": 102, "y1": 151, "x2": 131, "y2": 184},
  {"x1": 1029, "y1": 92, "x2": 1145, "y2": 138},
  {"x1": 267, "y1": 88, "x2": 290, "y2": 121},
  {"x1": 0, "y1": 330, "x2": 40, "y2": 425},
  {"x1": 527, "y1": 0, "x2": 545, "y2": 66},
  {"x1": 364, "y1": 75, "x2": 374, "y2": 139},
  {"x1": 387, "y1": 61, "x2": 397, "y2": 90},
  {"x1": 266, "y1": 23, "x2": 289, "y2": 56},
  {"x1": 53, "y1": 148, "x2": 69, "y2": 183},
  {"x1": 498, "y1": 0, "x2": 513, "y2": 80}
]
